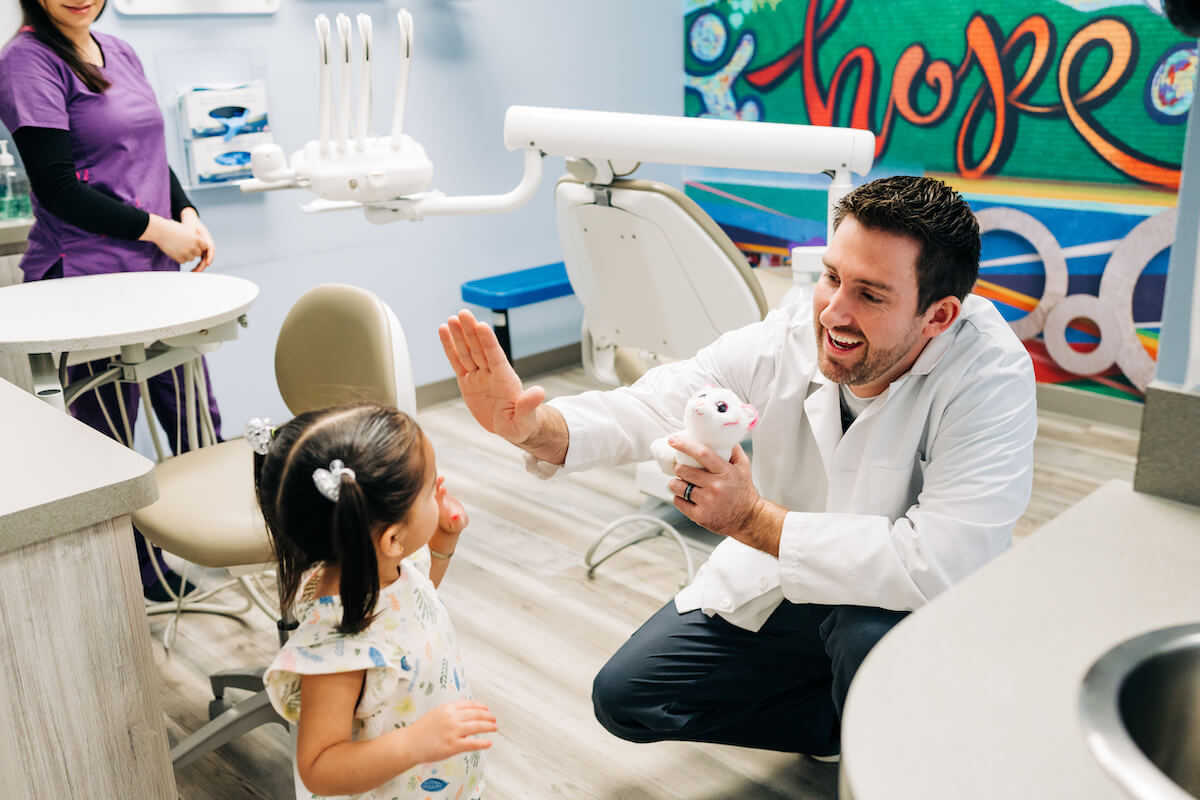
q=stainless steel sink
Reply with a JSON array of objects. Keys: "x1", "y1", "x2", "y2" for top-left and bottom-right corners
[{"x1": 1080, "y1": 623, "x2": 1200, "y2": 799}]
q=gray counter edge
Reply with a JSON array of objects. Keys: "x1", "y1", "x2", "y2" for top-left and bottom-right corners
[{"x1": 0, "y1": 468, "x2": 158, "y2": 555}]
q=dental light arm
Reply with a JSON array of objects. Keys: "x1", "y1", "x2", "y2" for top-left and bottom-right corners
[
  {"x1": 503, "y1": 105, "x2": 874, "y2": 175},
  {"x1": 245, "y1": 9, "x2": 875, "y2": 230},
  {"x1": 502, "y1": 105, "x2": 875, "y2": 240}
]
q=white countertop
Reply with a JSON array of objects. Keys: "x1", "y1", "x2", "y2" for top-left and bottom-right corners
[
  {"x1": 841, "y1": 479, "x2": 1200, "y2": 799},
  {"x1": 0, "y1": 378, "x2": 157, "y2": 554},
  {"x1": 0, "y1": 271, "x2": 258, "y2": 354}
]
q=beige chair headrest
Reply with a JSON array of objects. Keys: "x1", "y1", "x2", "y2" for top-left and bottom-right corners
[{"x1": 275, "y1": 284, "x2": 399, "y2": 415}]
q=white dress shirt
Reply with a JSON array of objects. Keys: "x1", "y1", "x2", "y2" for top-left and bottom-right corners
[{"x1": 529, "y1": 296, "x2": 1037, "y2": 631}]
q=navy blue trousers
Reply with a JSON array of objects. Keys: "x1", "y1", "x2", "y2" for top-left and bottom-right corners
[
  {"x1": 39, "y1": 263, "x2": 223, "y2": 588},
  {"x1": 40, "y1": 262, "x2": 223, "y2": 587},
  {"x1": 68, "y1": 356, "x2": 224, "y2": 587},
  {"x1": 592, "y1": 601, "x2": 907, "y2": 755}
]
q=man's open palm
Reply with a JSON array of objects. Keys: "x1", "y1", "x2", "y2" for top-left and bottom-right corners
[{"x1": 438, "y1": 310, "x2": 546, "y2": 444}]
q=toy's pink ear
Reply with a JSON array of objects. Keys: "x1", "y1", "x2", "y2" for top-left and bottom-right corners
[
  {"x1": 705, "y1": 383, "x2": 716, "y2": 389},
  {"x1": 743, "y1": 404, "x2": 758, "y2": 429}
]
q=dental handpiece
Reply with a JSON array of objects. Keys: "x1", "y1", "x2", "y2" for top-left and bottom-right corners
[
  {"x1": 356, "y1": 13, "x2": 373, "y2": 150},
  {"x1": 336, "y1": 13, "x2": 353, "y2": 154},
  {"x1": 390, "y1": 9, "x2": 413, "y2": 148},
  {"x1": 315, "y1": 14, "x2": 332, "y2": 157}
]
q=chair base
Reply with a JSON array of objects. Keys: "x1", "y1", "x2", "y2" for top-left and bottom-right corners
[
  {"x1": 212, "y1": 666, "x2": 268, "y2": 699},
  {"x1": 171, "y1": 668, "x2": 286, "y2": 770},
  {"x1": 583, "y1": 497, "x2": 696, "y2": 589},
  {"x1": 145, "y1": 569, "x2": 279, "y2": 651}
]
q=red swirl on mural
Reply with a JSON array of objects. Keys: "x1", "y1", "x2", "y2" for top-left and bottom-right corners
[{"x1": 743, "y1": 1, "x2": 1181, "y2": 189}]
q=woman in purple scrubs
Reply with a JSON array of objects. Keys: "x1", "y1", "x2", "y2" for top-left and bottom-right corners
[{"x1": 0, "y1": 0, "x2": 223, "y2": 601}]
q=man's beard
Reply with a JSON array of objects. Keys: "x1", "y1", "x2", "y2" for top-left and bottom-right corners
[{"x1": 814, "y1": 319, "x2": 923, "y2": 388}]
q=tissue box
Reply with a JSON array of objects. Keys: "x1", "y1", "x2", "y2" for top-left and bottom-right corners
[
  {"x1": 187, "y1": 132, "x2": 274, "y2": 184},
  {"x1": 179, "y1": 82, "x2": 270, "y2": 140}
]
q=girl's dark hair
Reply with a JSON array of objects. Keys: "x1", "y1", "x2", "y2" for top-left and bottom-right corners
[
  {"x1": 833, "y1": 175, "x2": 981, "y2": 314},
  {"x1": 254, "y1": 403, "x2": 428, "y2": 635},
  {"x1": 19, "y1": 0, "x2": 111, "y2": 93}
]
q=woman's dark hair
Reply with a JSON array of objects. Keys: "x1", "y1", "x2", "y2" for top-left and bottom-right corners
[
  {"x1": 833, "y1": 175, "x2": 981, "y2": 314},
  {"x1": 19, "y1": 0, "x2": 111, "y2": 93},
  {"x1": 254, "y1": 403, "x2": 428, "y2": 635}
]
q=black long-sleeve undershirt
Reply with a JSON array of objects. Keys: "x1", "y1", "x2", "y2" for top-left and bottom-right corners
[{"x1": 11, "y1": 125, "x2": 194, "y2": 241}]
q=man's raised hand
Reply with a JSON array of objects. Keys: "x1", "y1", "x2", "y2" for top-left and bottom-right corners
[{"x1": 438, "y1": 310, "x2": 547, "y2": 445}]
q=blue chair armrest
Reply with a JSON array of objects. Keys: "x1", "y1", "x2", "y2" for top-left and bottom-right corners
[{"x1": 460, "y1": 262, "x2": 572, "y2": 309}]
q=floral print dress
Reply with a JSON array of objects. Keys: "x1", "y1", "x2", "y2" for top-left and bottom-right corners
[{"x1": 265, "y1": 549, "x2": 485, "y2": 800}]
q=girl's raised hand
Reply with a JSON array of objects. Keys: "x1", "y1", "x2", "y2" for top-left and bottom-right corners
[
  {"x1": 435, "y1": 475, "x2": 469, "y2": 536},
  {"x1": 407, "y1": 700, "x2": 496, "y2": 764}
]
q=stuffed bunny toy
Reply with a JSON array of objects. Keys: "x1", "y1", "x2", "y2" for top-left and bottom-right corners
[{"x1": 650, "y1": 386, "x2": 758, "y2": 474}]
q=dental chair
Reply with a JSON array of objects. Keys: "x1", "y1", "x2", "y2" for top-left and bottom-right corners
[
  {"x1": 132, "y1": 283, "x2": 417, "y2": 768},
  {"x1": 555, "y1": 167, "x2": 791, "y2": 584}
]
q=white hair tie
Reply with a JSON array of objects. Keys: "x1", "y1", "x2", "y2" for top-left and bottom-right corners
[
  {"x1": 313, "y1": 459, "x2": 356, "y2": 502},
  {"x1": 243, "y1": 417, "x2": 274, "y2": 455}
]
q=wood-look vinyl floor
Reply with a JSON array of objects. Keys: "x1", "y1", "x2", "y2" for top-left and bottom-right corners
[{"x1": 154, "y1": 365, "x2": 1139, "y2": 800}]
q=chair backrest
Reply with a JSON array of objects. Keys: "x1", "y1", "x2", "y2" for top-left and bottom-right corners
[
  {"x1": 555, "y1": 175, "x2": 768, "y2": 365},
  {"x1": 274, "y1": 284, "x2": 417, "y2": 417}
]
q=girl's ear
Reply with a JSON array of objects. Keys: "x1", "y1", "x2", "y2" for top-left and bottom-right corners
[{"x1": 377, "y1": 522, "x2": 407, "y2": 560}]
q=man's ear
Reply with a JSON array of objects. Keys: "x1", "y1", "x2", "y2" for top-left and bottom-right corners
[
  {"x1": 377, "y1": 522, "x2": 407, "y2": 560},
  {"x1": 921, "y1": 295, "x2": 962, "y2": 338}
]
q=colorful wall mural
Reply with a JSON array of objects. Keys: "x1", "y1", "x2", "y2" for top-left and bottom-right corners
[{"x1": 683, "y1": 0, "x2": 1193, "y2": 402}]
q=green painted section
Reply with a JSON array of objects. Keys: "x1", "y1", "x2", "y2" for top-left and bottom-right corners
[{"x1": 685, "y1": 0, "x2": 1190, "y2": 188}]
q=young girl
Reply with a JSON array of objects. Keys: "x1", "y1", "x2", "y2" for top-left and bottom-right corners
[{"x1": 253, "y1": 403, "x2": 495, "y2": 799}]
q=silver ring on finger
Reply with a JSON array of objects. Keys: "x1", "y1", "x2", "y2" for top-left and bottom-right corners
[{"x1": 683, "y1": 482, "x2": 695, "y2": 502}]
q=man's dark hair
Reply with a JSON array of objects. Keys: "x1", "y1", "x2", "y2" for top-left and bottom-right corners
[{"x1": 832, "y1": 175, "x2": 980, "y2": 313}]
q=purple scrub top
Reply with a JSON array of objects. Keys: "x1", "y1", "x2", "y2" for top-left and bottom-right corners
[{"x1": 0, "y1": 30, "x2": 175, "y2": 280}]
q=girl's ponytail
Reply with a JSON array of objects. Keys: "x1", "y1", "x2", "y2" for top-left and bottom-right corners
[
  {"x1": 253, "y1": 404, "x2": 427, "y2": 635},
  {"x1": 330, "y1": 475, "x2": 380, "y2": 634}
]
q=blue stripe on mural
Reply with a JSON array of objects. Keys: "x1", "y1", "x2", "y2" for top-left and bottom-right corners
[
  {"x1": 970, "y1": 199, "x2": 1163, "y2": 251},
  {"x1": 716, "y1": 223, "x2": 797, "y2": 249},
  {"x1": 692, "y1": 199, "x2": 825, "y2": 244}
]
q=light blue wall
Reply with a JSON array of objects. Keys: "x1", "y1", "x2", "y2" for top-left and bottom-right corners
[
  {"x1": 1158, "y1": 96, "x2": 1199, "y2": 388},
  {"x1": 92, "y1": 1, "x2": 682, "y2": 433}
]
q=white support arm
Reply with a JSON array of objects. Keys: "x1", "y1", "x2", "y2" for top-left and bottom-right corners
[
  {"x1": 502, "y1": 105, "x2": 876, "y2": 177},
  {"x1": 361, "y1": 148, "x2": 544, "y2": 223},
  {"x1": 827, "y1": 167, "x2": 854, "y2": 243}
]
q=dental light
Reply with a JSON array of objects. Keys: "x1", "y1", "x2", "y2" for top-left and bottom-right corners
[{"x1": 244, "y1": 10, "x2": 876, "y2": 235}]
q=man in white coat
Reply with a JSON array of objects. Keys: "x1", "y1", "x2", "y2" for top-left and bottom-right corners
[{"x1": 439, "y1": 175, "x2": 1037, "y2": 759}]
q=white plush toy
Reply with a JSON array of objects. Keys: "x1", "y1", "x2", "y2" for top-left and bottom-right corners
[{"x1": 650, "y1": 386, "x2": 758, "y2": 475}]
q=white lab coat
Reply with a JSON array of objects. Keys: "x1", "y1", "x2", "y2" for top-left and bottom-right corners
[{"x1": 533, "y1": 296, "x2": 1037, "y2": 631}]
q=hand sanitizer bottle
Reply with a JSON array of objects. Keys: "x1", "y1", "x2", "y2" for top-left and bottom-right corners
[
  {"x1": 0, "y1": 140, "x2": 12, "y2": 219},
  {"x1": 0, "y1": 140, "x2": 31, "y2": 221}
]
